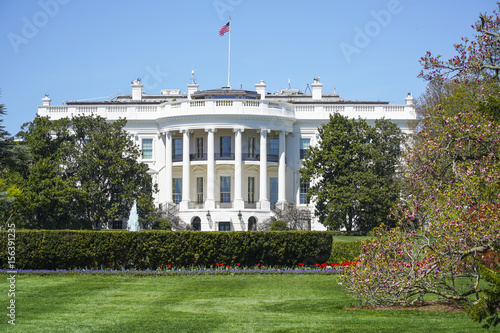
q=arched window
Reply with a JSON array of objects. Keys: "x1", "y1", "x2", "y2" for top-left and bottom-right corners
[
  {"x1": 192, "y1": 216, "x2": 201, "y2": 231},
  {"x1": 248, "y1": 216, "x2": 257, "y2": 231}
]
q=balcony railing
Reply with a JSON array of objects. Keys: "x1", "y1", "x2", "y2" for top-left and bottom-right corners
[
  {"x1": 267, "y1": 154, "x2": 279, "y2": 162},
  {"x1": 190, "y1": 153, "x2": 207, "y2": 161},
  {"x1": 216, "y1": 201, "x2": 233, "y2": 209},
  {"x1": 215, "y1": 153, "x2": 235, "y2": 160},
  {"x1": 173, "y1": 153, "x2": 282, "y2": 162},
  {"x1": 242, "y1": 153, "x2": 259, "y2": 161},
  {"x1": 244, "y1": 201, "x2": 257, "y2": 209},
  {"x1": 188, "y1": 202, "x2": 205, "y2": 209}
]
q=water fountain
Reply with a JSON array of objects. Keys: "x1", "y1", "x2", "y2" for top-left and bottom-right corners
[{"x1": 126, "y1": 200, "x2": 140, "y2": 231}]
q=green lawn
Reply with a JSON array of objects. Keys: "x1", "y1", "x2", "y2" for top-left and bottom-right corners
[{"x1": 0, "y1": 273, "x2": 494, "y2": 332}]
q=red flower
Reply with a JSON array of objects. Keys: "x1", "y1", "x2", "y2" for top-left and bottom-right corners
[
  {"x1": 257, "y1": 263, "x2": 261, "y2": 267},
  {"x1": 298, "y1": 263, "x2": 304, "y2": 267}
]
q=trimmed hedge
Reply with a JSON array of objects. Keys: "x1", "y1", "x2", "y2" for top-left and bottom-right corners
[
  {"x1": 328, "y1": 241, "x2": 363, "y2": 263},
  {"x1": 0, "y1": 230, "x2": 332, "y2": 270}
]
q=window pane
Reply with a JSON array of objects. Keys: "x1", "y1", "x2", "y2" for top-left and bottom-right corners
[
  {"x1": 173, "y1": 178, "x2": 182, "y2": 204},
  {"x1": 248, "y1": 177, "x2": 255, "y2": 203},
  {"x1": 197, "y1": 177, "x2": 203, "y2": 204},
  {"x1": 248, "y1": 137, "x2": 255, "y2": 157},
  {"x1": 142, "y1": 139, "x2": 153, "y2": 159},
  {"x1": 220, "y1": 176, "x2": 231, "y2": 203},
  {"x1": 270, "y1": 178, "x2": 278, "y2": 204},
  {"x1": 300, "y1": 138, "x2": 310, "y2": 150},
  {"x1": 197, "y1": 138, "x2": 204, "y2": 158},
  {"x1": 221, "y1": 136, "x2": 231, "y2": 157},
  {"x1": 173, "y1": 139, "x2": 183, "y2": 159},
  {"x1": 300, "y1": 138, "x2": 310, "y2": 159},
  {"x1": 300, "y1": 180, "x2": 310, "y2": 204},
  {"x1": 269, "y1": 138, "x2": 279, "y2": 155}
]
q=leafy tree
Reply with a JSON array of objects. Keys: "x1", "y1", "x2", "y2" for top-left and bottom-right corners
[
  {"x1": 70, "y1": 116, "x2": 156, "y2": 229},
  {"x1": 0, "y1": 93, "x2": 31, "y2": 225},
  {"x1": 13, "y1": 115, "x2": 156, "y2": 229},
  {"x1": 419, "y1": 3, "x2": 500, "y2": 83},
  {"x1": 300, "y1": 114, "x2": 404, "y2": 232},
  {"x1": 339, "y1": 95, "x2": 500, "y2": 307}
]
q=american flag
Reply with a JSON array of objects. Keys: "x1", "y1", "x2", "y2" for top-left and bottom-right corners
[{"x1": 219, "y1": 21, "x2": 230, "y2": 36}]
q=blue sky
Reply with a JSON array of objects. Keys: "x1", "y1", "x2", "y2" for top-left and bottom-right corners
[{"x1": 0, "y1": 0, "x2": 497, "y2": 135}]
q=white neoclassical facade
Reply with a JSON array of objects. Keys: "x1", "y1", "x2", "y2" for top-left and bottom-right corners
[{"x1": 38, "y1": 76, "x2": 416, "y2": 231}]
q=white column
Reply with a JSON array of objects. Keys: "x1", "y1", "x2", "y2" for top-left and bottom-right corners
[
  {"x1": 205, "y1": 128, "x2": 215, "y2": 210},
  {"x1": 278, "y1": 130, "x2": 286, "y2": 206},
  {"x1": 234, "y1": 128, "x2": 244, "y2": 209},
  {"x1": 165, "y1": 131, "x2": 173, "y2": 204},
  {"x1": 180, "y1": 129, "x2": 190, "y2": 210},
  {"x1": 259, "y1": 129, "x2": 270, "y2": 210}
]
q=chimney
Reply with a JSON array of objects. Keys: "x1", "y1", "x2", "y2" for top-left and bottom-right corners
[
  {"x1": 187, "y1": 83, "x2": 199, "y2": 99},
  {"x1": 131, "y1": 78, "x2": 143, "y2": 101},
  {"x1": 255, "y1": 80, "x2": 266, "y2": 99},
  {"x1": 405, "y1": 92, "x2": 414, "y2": 105},
  {"x1": 311, "y1": 77, "x2": 323, "y2": 100},
  {"x1": 42, "y1": 94, "x2": 51, "y2": 106},
  {"x1": 187, "y1": 70, "x2": 199, "y2": 99}
]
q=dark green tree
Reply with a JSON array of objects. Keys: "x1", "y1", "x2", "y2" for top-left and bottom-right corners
[
  {"x1": 0, "y1": 93, "x2": 31, "y2": 224},
  {"x1": 467, "y1": 245, "x2": 500, "y2": 329},
  {"x1": 13, "y1": 115, "x2": 156, "y2": 229},
  {"x1": 70, "y1": 116, "x2": 156, "y2": 229},
  {"x1": 300, "y1": 113, "x2": 404, "y2": 232}
]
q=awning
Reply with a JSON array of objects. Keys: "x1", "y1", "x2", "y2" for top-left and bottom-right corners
[{"x1": 214, "y1": 211, "x2": 231, "y2": 222}]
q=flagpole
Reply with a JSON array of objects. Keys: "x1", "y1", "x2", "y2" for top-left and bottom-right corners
[{"x1": 227, "y1": 16, "x2": 231, "y2": 88}]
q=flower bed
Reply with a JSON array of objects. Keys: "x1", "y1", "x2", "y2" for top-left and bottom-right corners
[{"x1": 0, "y1": 262, "x2": 356, "y2": 276}]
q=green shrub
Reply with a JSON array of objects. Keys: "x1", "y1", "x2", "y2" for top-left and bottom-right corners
[
  {"x1": 0, "y1": 230, "x2": 332, "y2": 269},
  {"x1": 328, "y1": 240, "x2": 362, "y2": 263},
  {"x1": 151, "y1": 219, "x2": 171, "y2": 230},
  {"x1": 270, "y1": 220, "x2": 287, "y2": 231}
]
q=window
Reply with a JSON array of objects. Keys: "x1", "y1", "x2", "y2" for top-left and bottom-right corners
[
  {"x1": 300, "y1": 138, "x2": 310, "y2": 159},
  {"x1": 192, "y1": 216, "x2": 201, "y2": 231},
  {"x1": 196, "y1": 177, "x2": 204, "y2": 204},
  {"x1": 269, "y1": 138, "x2": 279, "y2": 156},
  {"x1": 219, "y1": 222, "x2": 231, "y2": 231},
  {"x1": 248, "y1": 216, "x2": 257, "y2": 231},
  {"x1": 173, "y1": 178, "x2": 182, "y2": 204},
  {"x1": 248, "y1": 177, "x2": 255, "y2": 203},
  {"x1": 112, "y1": 220, "x2": 122, "y2": 229},
  {"x1": 248, "y1": 137, "x2": 255, "y2": 158},
  {"x1": 220, "y1": 176, "x2": 231, "y2": 203},
  {"x1": 173, "y1": 138, "x2": 182, "y2": 161},
  {"x1": 270, "y1": 178, "x2": 278, "y2": 204},
  {"x1": 142, "y1": 139, "x2": 153, "y2": 159},
  {"x1": 196, "y1": 137, "x2": 204, "y2": 159},
  {"x1": 300, "y1": 180, "x2": 310, "y2": 204},
  {"x1": 220, "y1": 136, "x2": 231, "y2": 157}
]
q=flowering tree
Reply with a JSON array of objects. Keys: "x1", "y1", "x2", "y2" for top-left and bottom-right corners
[
  {"x1": 339, "y1": 94, "x2": 500, "y2": 307},
  {"x1": 419, "y1": 3, "x2": 500, "y2": 83}
]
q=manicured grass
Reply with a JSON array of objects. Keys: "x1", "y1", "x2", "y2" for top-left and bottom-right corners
[{"x1": 0, "y1": 273, "x2": 493, "y2": 332}]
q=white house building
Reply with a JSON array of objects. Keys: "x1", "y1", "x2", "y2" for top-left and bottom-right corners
[{"x1": 37, "y1": 76, "x2": 416, "y2": 231}]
